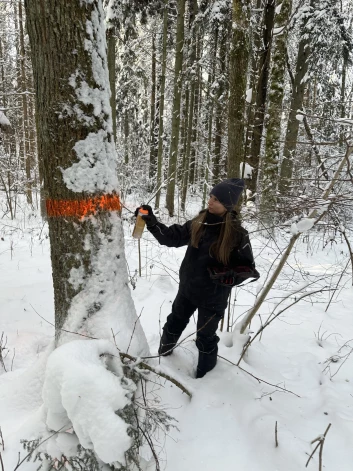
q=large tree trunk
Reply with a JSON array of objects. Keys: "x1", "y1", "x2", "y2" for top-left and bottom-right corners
[
  {"x1": 227, "y1": 0, "x2": 250, "y2": 177},
  {"x1": 24, "y1": 0, "x2": 148, "y2": 358},
  {"x1": 165, "y1": 0, "x2": 185, "y2": 216},
  {"x1": 248, "y1": 0, "x2": 275, "y2": 195},
  {"x1": 261, "y1": 0, "x2": 292, "y2": 220}
]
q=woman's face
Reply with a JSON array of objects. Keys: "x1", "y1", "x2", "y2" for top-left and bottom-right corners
[{"x1": 208, "y1": 194, "x2": 227, "y2": 216}]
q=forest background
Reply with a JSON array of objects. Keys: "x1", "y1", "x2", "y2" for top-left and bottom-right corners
[{"x1": 1, "y1": 0, "x2": 353, "y2": 470}]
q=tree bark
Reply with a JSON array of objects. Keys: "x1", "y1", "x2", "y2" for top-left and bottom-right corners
[
  {"x1": 165, "y1": 0, "x2": 185, "y2": 216},
  {"x1": 227, "y1": 0, "x2": 250, "y2": 177},
  {"x1": 149, "y1": 30, "x2": 157, "y2": 179},
  {"x1": 155, "y1": 0, "x2": 168, "y2": 209},
  {"x1": 248, "y1": 0, "x2": 275, "y2": 195},
  {"x1": 181, "y1": 0, "x2": 198, "y2": 210},
  {"x1": 24, "y1": 0, "x2": 148, "y2": 358},
  {"x1": 261, "y1": 0, "x2": 292, "y2": 220},
  {"x1": 279, "y1": 1, "x2": 313, "y2": 194},
  {"x1": 107, "y1": 26, "x2": 117, "y2": 141},
  {"x1": 213, "y1": 25, "x2": 227, "y2": 183},
  {"x1": 18, "y1": 0, "x2": 33, "y2": 204}
]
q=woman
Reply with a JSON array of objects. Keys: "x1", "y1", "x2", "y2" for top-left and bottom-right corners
[{"x1": 136, "y1": 178, "x2": 259, "y2": 378}]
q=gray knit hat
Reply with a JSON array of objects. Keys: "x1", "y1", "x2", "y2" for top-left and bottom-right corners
[{"x1": 210, "y1": 178, "x2": 245, "y2": 211}]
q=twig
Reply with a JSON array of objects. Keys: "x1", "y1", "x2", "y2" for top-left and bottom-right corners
[
  {"x1": 218, "y1": 354, "x2": 300, "y2": 397},
  {"x1": 325, "y1": 259, "x2": 350, "y2": 312},
  {"x1": 13, "y1": 426, "x2": 66, "y2": 471},
  {"x1": 305, "y1": 423, "x2": 331, "y2": 470},
  {"x1": 238, "y1": 288, "x2": 330, "y2": 364},
  {"x1": 0, "y1": 451, "x2": 4, "y2": 471},
  {"x1": 275, "y1": 421, "x2": 278, "y2": 448},
  {"x1": 240, "y1": 144, "x2": 353, "y2": 334},
  {"x1": 126, "y1": 308, "x2": 143, "y2": 354},
  {"x1": 119, "y1": 352, "x2": 192, "y2": 398},
  {"x1": 30, "y1": 304, "x2": 98, "y2": 340},
  {"x1": 0, "y1": 426, "x2": 4, "y2": 451}
]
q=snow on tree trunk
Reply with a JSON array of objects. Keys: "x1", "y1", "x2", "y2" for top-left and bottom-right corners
[{"x1": 24, "y1": 0, "x2": 149, "y2": 357}]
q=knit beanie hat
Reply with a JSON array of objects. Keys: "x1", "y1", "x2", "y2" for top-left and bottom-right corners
[{"x1": 210, "y1": 178, "x2": 245, "y2": 211}]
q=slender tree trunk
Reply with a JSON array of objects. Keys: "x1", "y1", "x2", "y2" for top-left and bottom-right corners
[
  {"x1": 165, "y1": 0, "x2": 185, "y2": 216},
  {"x1": 227, "y1": 0, "x2": 250, "y2": 177},
  {"x1": 19, "y1": 1, "x2": 33, "y2": 204},
  {"x1": 155, "y1": 0, "x2": 168, "y2": 209},
  {"x1": 279, "y1": 1, "x2": 313, "y2": 194},
  {"x1": 191, "y1": 41, "x2": 202, "y2": 186},
  {"x1": 124, "y1": 110, "x2": 129, "y2": 164},
  {"x1": 244, "y1": 0, "x2": 262, "y2": 175},
  {"x1": 202, "y1": 28, "x2": 218, "y2": 207},
  {"x1": 213, "y1": 25, "x2": 227, "y2": 183},
  {"x1": 339, "y1": 50, "x2": 348, "y2": 147},
  {"x1": 149, "y1": 30, "x2": 157, "y2": 179},
  {"x1": 181, "y1": 0, "x2": 198, "y2": 210},
  {"x1": 261, "y1": 0, "x2": 292, "y2": 221},
  {"x1": 248, "y1": 0, "x2": 275, "y2": 195}
]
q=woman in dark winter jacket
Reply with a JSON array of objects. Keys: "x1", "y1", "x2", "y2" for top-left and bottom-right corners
[{"x1": 136, "y1": 178, "x2": 259, "y2": 378}]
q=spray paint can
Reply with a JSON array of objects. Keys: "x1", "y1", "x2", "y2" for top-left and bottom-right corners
[{"x1": 132, "y1": 208, "x2": 149, "y2": 239}]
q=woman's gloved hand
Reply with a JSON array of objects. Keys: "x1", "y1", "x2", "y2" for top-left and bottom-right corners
[
  {"x1": 208, "y1": 266, "x2": 260, "y2": 287},
  {"x1": 134, "y1": 205, "x2": 158, "y2": 227}
]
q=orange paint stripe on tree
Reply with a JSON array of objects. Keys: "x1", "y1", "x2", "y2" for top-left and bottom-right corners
[{"x1": 46, "y1": 193, "x2": 122, "y2": 218}]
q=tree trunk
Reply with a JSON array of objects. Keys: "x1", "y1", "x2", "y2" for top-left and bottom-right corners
[
  {"x1": 279, "y1": 1, "x2": 313, "y2": 194},
  {"x1": 165, "y1": 0, "x2": 185, "y2": 216},
  {"x1": 227, "y1": 0, "x2": 250, "y2": 177},
  {"x1": 181, "y1": 0, "x2": 198, "y2": 210},
  {"x1": 213, "y1": 25, "x2": 227, "y2": 183},
  {"x1": 24, "y1": 0, "x2": 148, "y2": 357},
  {"x1": 248, "y1": 0, "x2": 275, "y2": 195},
  {"x1": 155, "y1": 0, "x2": 168, "y2": 209},
  {"x1": 261, "y1": 0, "x2": 292, "y2": 220},
  {"x1": 149, "y1": 30, "x2": 157, "y2": 179},
  {"x1": 18, "y1": 1, "x2": 33, "y2": 204},
  {"x1": 202, "y1": 28, "x2": 218, "y2": 207}
]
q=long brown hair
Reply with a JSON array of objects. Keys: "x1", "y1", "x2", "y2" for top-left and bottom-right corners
[{"x1": 190, "y1": 209, "x2": 243, "y2": 265}]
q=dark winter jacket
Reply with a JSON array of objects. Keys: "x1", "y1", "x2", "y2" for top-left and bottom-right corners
[{"x1": 148, "y1": 211, "x2": 256, "y2": 310}]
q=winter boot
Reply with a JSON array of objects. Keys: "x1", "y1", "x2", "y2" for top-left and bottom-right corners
[
  {"x1": 196, "y1": 348, "x2": 218, "y2": 378},
  {"x1": 158, "y1": 327, "x2": 181, "y2": 356}
]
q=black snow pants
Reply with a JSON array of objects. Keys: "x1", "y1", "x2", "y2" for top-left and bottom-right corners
[{"x1": 159, "y1": 290, "x2": 224, "y2": 378}]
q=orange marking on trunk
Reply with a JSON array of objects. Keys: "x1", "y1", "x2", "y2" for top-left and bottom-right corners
[{"x1": 46, "y1": 193, "x2": 121, "y2": 218}]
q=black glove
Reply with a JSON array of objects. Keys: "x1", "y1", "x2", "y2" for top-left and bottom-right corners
[
  {"x1": 208, "y1": 266, "x2": 260, "y2": 287},
  {"x1": 134, "y1": 205, "x2": 158, "y2": 227}
]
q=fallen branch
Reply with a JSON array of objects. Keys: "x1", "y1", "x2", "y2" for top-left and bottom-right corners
[{"x1": 120, "y1": 352, "x2": 192, "y2": 399}]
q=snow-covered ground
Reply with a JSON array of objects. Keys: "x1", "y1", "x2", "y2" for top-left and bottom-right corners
[{"x1": 1, "y1": 198, "x2": 353, "y2": 471}]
